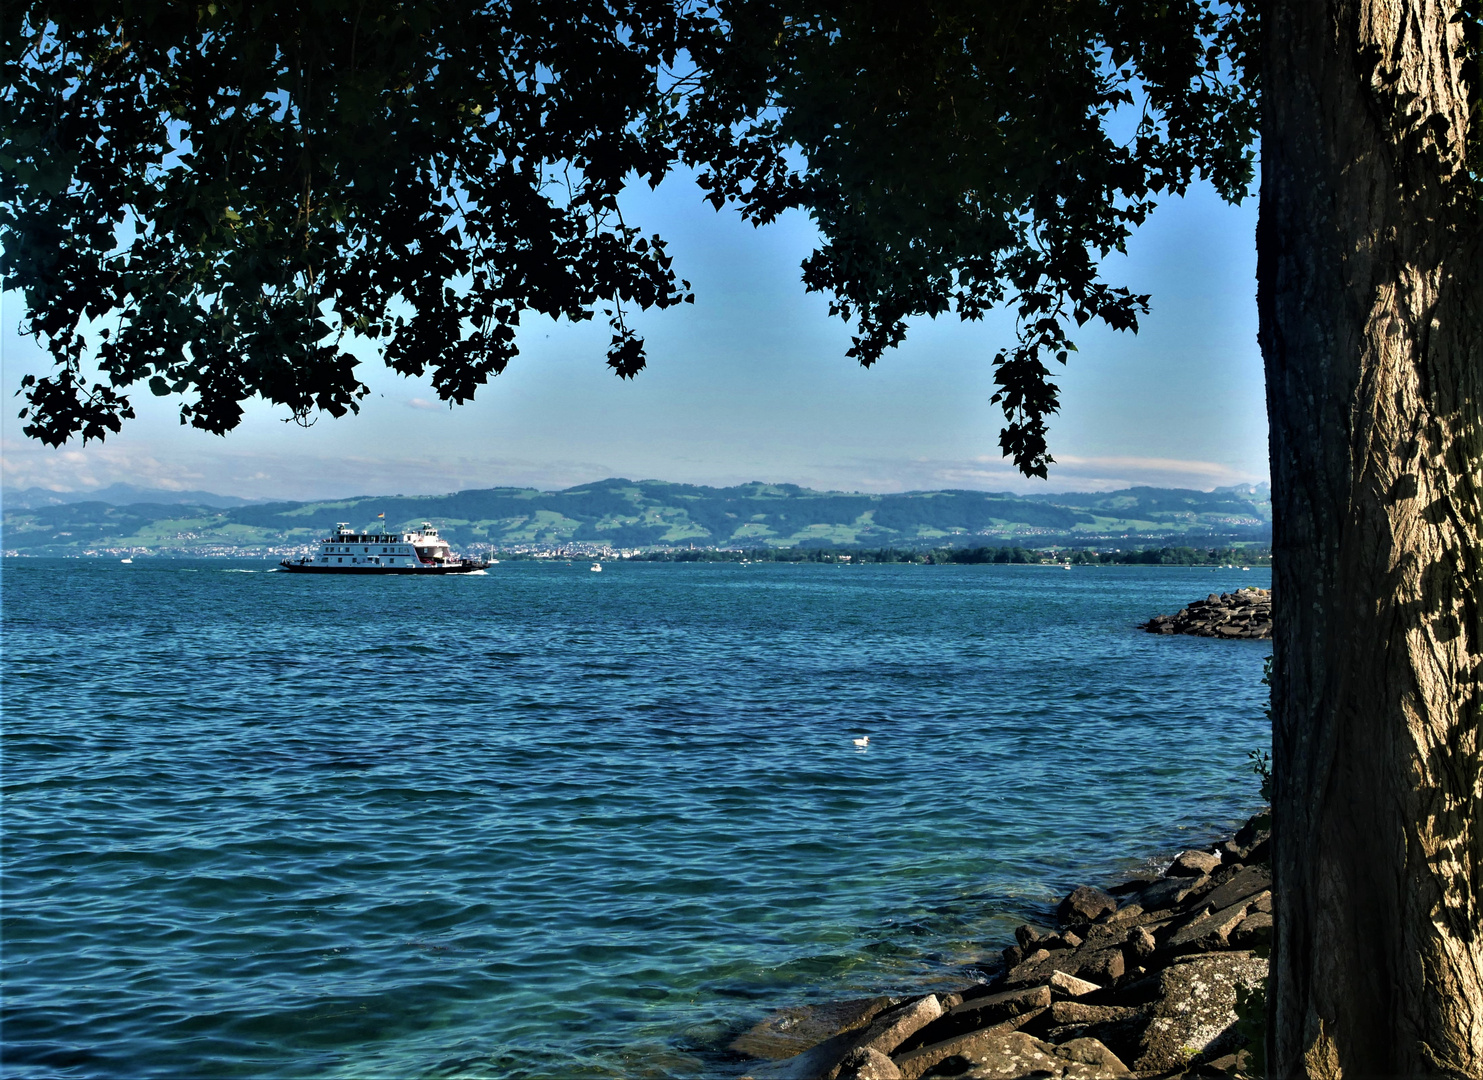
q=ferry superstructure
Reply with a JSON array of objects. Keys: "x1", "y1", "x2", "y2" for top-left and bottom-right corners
[{"x1": 278, "y1": 522, "x2": 488, "y2": 575}]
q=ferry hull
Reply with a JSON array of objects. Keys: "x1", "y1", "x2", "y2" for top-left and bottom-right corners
[{"x1": 277, "y1": 561, "x2": 485, "y2": 575}]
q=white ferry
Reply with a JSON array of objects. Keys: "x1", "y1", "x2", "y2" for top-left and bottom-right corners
[{"x1": 278, "y1": 522, "x2": 488, "y2": 575}]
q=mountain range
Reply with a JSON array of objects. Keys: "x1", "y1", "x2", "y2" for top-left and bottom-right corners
[
  {"x1": 3, "y1": 484, "x2": 265, "y2": 510},
  {"x1": 1, "y1": 479, "x2": 1271, "y2": 556}
]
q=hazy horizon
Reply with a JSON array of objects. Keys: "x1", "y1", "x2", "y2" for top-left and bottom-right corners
[{"x1": 3, "y1": 474, "x2": 1271, "y2": 510}]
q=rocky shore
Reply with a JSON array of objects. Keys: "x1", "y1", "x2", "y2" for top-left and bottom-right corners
[
  {"x1": 729, "y1": 813, "x2": 1272, "y2": 1079},
  {"x1": 1138, "y1": 590, "x2": 1271, "y2": 640}
]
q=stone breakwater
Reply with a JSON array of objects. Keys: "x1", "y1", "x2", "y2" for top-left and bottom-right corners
[
  {"x1": 1138, "y1": 589, "x2": 1271, "y2": 640},
  {"x1": 730, "y1": 814, "x2": 1272, "y2": 1080}
]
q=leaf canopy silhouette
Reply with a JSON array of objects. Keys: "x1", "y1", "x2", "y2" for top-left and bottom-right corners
[{"x1": 5, "y1": 1, "x2": 1258, "y2": 477}]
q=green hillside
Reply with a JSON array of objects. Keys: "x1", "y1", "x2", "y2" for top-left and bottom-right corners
[{"x1": 1, "y1": 479, "x2": 1271, "y2": 557}]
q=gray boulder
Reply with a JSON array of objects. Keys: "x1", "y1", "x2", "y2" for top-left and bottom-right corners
[
  {"x1": 1230, "y1": 911, "x2": 1273, "y2": 949},
  {"x1": 856, "y1": 996, "x2": 945, "y2": 1057},
  {"x1": 1161, "y1": 897, "x2": 1257, "y2": 956},
  {"x1": 1015, "y1": 924, "x2": 1051, "y2": 948},
  {"x1": 1135, "y1": 874, "x2": 1208, "y2": 912},
  {"x1": 895, "y1": 1030, "x2": 1129, "y2": 1080},
  {"x1": 1049, "y1": 971, "x2": 1103, "y2": 998},
  {"x1": 1003, "y1": 946, "x2": 1124, "y2": 991},
  {"x1": 1166, "y1": 850, "x2": 1222, "y2": 877},
  {"x1": 1054, "y1": 1036, "x2": 1132, "y2": 1074},
  {"x1": 1232, "y1": 817, "x2": 1272, "y2": 862},
  {"x1": 962, "y1": 985, "x2": 1055, "y2": 1016},
  {"x1": 1074, "y1": 948, "x2": 1126, "y2": 986},
  {"x1": 1127, "y1": 926, "x2": 1157, "y2": 962},
  {"x1": 836, "y1": 1046, "x2": 903, "y2": 1080},
  {"x1": 898, "y1": 985, "x2": 1051, "y2": 1051},
  {"x1": 1057, "y1": 886, "x2": 1117, "y2": 925},
  {"x1": 1201, "y1": 865, "x2": 1271, "y2": 912}
]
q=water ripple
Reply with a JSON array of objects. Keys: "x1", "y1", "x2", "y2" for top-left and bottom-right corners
[{"x1": 2, "y1": 559, "x2": 1269, "y2": 1078}]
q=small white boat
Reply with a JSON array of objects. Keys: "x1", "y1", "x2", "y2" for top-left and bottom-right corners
[
  {"x1": 591, "y1": 562, "x2": 603, "y2": 572},
  {"x1": 120, "y1": 558, "x2": 133, "y2": 564}
]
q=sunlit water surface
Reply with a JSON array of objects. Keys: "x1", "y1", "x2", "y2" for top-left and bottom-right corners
[{"x1": 2, "y1": 559, "x2": 1270, "y2": 1078}]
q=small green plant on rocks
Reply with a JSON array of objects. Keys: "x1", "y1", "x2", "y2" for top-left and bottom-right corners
[
  {"x1": 1233, "y1": 980, "x2": 1269, "y2": 1078},
  {"x1": 1247, "y1": 656, "x2": 1274, "y2": 803}
]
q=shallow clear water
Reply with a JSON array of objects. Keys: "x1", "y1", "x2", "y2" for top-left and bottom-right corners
[{"x1": 2, "y1": 559, "x2": 1270, "y2": 1078}]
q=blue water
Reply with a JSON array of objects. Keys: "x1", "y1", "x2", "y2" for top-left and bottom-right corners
[{"x1": 2, "y1": 559, "x2": 1270, "y2": 1079}]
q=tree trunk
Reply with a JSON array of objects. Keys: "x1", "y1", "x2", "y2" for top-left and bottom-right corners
[{"x1": 1259, "y1": 0, "x2": 1483, "y2": 1076}]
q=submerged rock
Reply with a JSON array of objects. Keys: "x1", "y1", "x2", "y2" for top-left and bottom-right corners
[{"x1": 731, "y1": 996, "x2": 899, "y2": 1060}]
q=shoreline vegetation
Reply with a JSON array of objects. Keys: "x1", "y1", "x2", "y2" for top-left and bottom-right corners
[
  {"x1": 578, "y1": 546, "x2": 1267, "y2": 566},
  {"x1": 2, "y1": 545, "x2": 1274, "y2": 565},
  {"x1": 726, "y1": 812, "x2": 1273, "y2": 1080}
]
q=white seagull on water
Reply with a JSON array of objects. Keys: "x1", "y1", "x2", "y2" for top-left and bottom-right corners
[{"x1": 853, "y1": 736, "x2": 870, "y2": 748}]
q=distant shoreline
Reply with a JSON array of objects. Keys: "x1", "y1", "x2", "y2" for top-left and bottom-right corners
[
  {"x1": 3, "y1": 547, "x2": 1273, "y2": 566},
  {"x1": 3, "y1": 479, "x2": 1270, "y2": 558}
]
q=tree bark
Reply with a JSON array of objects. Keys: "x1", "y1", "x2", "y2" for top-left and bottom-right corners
[{"x1": 1260, "y1": 0, "x2": 1483, "y2": 1076}]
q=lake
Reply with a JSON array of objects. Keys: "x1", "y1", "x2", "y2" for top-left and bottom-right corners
[{"x1": 1, "y1": 559, "x2": 1271, "y2": 1078}]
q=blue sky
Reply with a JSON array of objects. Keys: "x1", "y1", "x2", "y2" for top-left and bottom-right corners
[{"x1": 1, "y1": 170, "x2": 1265, "y2": 501}]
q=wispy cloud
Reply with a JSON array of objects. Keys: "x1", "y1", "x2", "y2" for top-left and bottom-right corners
[
  {"x1": 406, "y1": 397, "x2": 445, "y2": 412},
  {"x1": 795, "y1": 453, "x2": 1267, "y2": 495},
  {"x1": 0, "y1": 438, "x2": 206, "y2": 493},
  {"x1": 1053, "y1": 454, "x2": 1254, "y2": 481},
  {"x1": 1, "y1": 433, "x2": 1265, "y2": 503}
]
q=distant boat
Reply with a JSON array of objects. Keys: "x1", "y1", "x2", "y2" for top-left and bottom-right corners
[
  {"x1": 120, "y1": 558, "x2": 133, "y2": 564},
  {"x1": 591, "y1": 563, "x2": 603, "y2": 572},
  {"x1": 278, "y1": 522, "x2": 488, "y2": 575}
]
